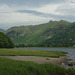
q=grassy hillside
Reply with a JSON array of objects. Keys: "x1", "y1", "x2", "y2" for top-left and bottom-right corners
[
  {"x1": 5, "y1": 20, "x2": 70, "y2": 46},
  {"x1": 41, "y1": 22, "x2": 75, "y2": 47},
  {"x1": 0, "y1": 32, "x2": 14, "y2": 48}
]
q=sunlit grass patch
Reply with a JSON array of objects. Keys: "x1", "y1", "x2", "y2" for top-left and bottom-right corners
[{"x1": 0, "y1": 49, "x2": 67, "y2": 57}]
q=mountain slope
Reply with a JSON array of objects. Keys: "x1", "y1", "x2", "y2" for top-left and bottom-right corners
[
  {"x1": 41, "y1": 22, "x2": 75, "y2": 47},
  {"x1": 5, "y1": 20, "x2": 71, "y2": 46},
  {"x1": 0, "y1": 32, "x2": 14, "y2": 48}
]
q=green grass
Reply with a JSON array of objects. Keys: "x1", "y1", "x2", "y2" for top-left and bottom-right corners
[
  {"x1": 0, "y1": 49, "x2": 66, "y2": 57},
  {"x1": 0, "y1": 57, "x2": 75, "y2": 75},
  {"x1": 0, "y1": 49, "x2": 74, "y2": 75}
]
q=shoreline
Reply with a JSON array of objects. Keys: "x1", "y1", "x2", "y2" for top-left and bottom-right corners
[
  {"x1": 0, "y1": 56, "x2": 66, "y2": 65},
  {"x1": 15, "y1": 47, "x2": 75, "y2": 49}
]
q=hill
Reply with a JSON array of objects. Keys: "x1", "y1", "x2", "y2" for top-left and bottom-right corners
[
  {"x1": 0, "y1": 32, "x2": 14, "y2": 48},
  {"x1": 40, "y1": 22, "x2": 75, "y2": 47},
  {"x1": 5, "y1": 20, "x2": 71, "y2": 47}
]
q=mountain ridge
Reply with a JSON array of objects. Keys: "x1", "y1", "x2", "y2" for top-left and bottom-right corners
[{"x1": 5, "y1": 20, "x2": 74, "y2": 47}]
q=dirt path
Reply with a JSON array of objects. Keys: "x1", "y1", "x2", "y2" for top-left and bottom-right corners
[{"x1": 0, "y1": 56, "x2": 66, "y2": 65}]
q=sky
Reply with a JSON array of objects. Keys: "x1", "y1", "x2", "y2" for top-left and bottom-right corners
[{"x1": 0, "y1": 0, "x2": 75, "y2": 29}]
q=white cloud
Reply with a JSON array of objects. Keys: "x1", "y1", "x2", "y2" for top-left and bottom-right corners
[
  {"x1": 0, "y1": 5, "x2": 42, "y2": 24},
  {"x1": 0, "y1": 12, "x2": 50, "y2": 24},
  {"x1": 0, "y1": 4, "x2": 50, "y2": 29},
  {"x1": 55, "y1": 0, "x2": 75, "y2": 16},
  {"x1": 34, "y1": 4, "x2": 60, "y2": 15},
  {"x1": 0, "y1": 4, "x2": 14, "y2": 13}
]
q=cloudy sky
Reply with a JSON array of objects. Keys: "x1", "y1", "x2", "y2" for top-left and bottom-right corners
[{"x1": 0, "y1": 0, "x2": 75, "y2": 29}]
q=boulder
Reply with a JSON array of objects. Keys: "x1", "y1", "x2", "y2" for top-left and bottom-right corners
[
  {"x1": 61, "y1": 63, "x2": 65, "y2": 66},
  {"x1": 46, "y1": 58, "x2": 50, "y2": 60},
  {"x1": 68, "y1": 63, "x2": 74, "y2": 66}
]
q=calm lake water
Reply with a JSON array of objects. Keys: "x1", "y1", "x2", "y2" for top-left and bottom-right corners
[{"x1": 15, "y1": 48, "x2": 75, "y2": 68}]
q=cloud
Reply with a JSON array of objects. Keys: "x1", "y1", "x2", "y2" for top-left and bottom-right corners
[
  {"x1": 0, "y1": 0, "x2": 75, "y2": 29},
  {"x1": 15, "y1": 9, "x2": 56, "y2": 18},
  {"x1": 0, "y1": 0, "x2": 62, "y2": 8},
  {"x1": 0, "y1": 10, "x2": 50, "y2": 29},
  {"x1": 55, "y1": 0, "x2": 75, "y2": 16},
  {"x1": 15, "y1": 9, "x2": 65, "y2": 19}
]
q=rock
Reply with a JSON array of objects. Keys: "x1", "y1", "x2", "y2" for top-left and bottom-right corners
[
  {"x1": 67, "y1": 59, "x2": 72, "y2": 61},
  {"x1": 46, "y1": 58, "x2": 50, "y2": 60},
  {"x1": 73, "y1": 63, "x2": 75, "y2": 65},
  {"x1": 61, "y1": 63, "x2": 65, "y2": 66},
  {"x1": 68, "y1": 63, "x2": 74, "y2": 66}
]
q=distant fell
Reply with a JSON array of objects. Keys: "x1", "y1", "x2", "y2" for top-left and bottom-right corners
[{"x1": 5, "y1": 20, "x2": 73, "y2": 47}]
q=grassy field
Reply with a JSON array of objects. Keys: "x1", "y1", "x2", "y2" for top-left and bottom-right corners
[
  {"x1": 0, "y1": 49, "x2": 75, "y2": 75},
  {"x1": 0, "y1": 49, "x2": 67, "y2": 57},
  {"x1": 0, "y1": 57, "x2": 75, "y2": 75}
]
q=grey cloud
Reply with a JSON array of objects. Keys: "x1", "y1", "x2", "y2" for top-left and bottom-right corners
[
  {"x1": 55, "y1": 2, "x2": 75, "y2": 16},
  {"x1": 15, "y1": 9, "x2": 75, "y2": 22},
  {"x1": 15, "y1": 9, "x2": 58, "y2": 18},
  {"x1": 0, "y1": 0, "x2": 75, "y2": 29},
  {"x1": 15, "y1": 10, "x2": 48, "y2": 16},
  {"x1": 0, "y1": 0, "x2": 62, "y2": 7},
  {"x1": 56, "y1": 8, "x2": 75, "y2": 15},
  {"x1": 71, "y1": 1, "x2": 75, "y2": 3}
]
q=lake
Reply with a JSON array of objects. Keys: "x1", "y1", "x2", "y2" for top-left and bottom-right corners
[{"x1": 15, "y1": 47, "x2": 75, "y2": 68}]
